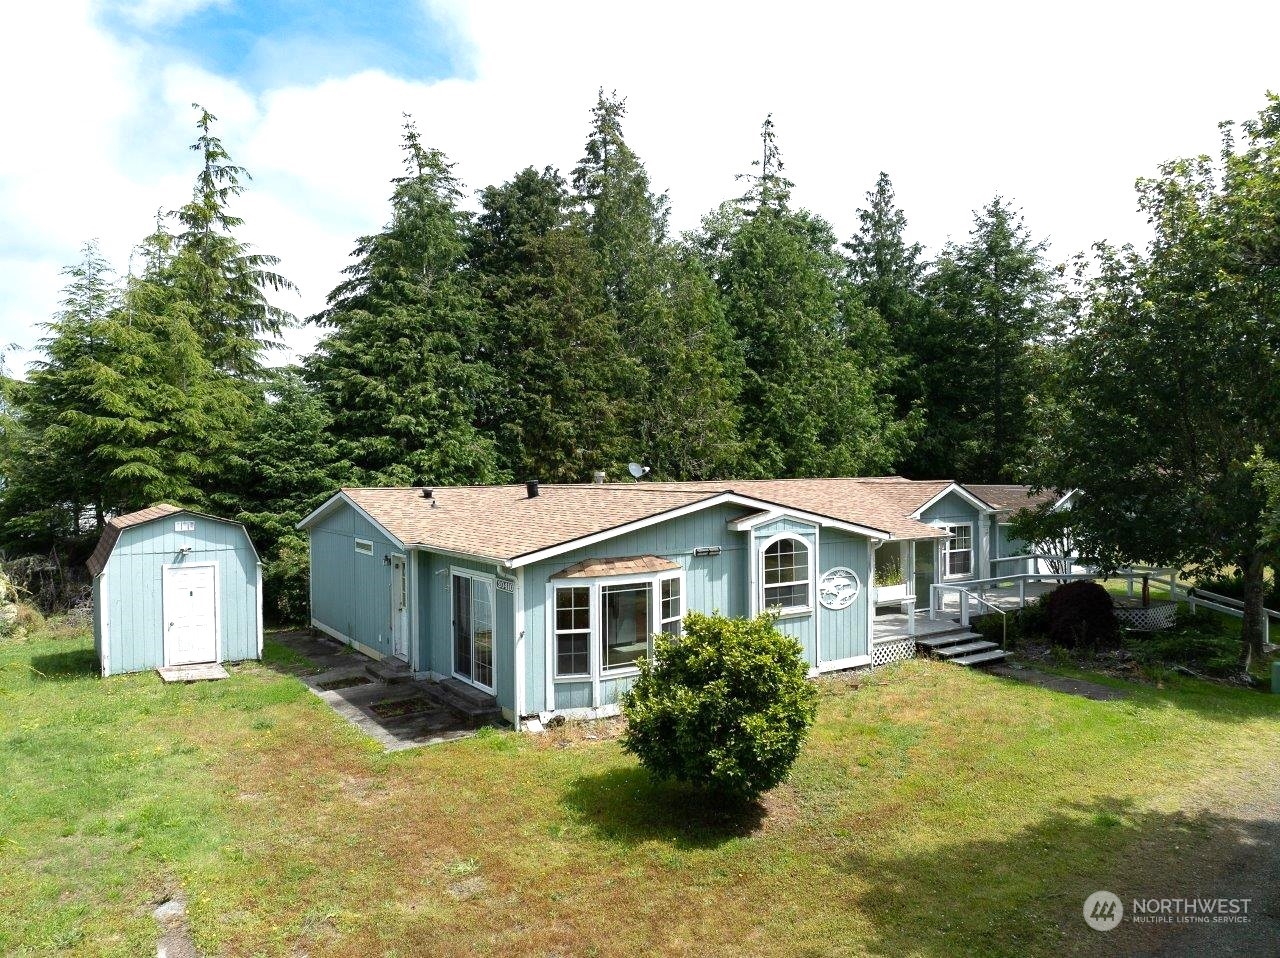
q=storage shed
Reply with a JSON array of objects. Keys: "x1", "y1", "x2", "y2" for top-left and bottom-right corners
[{"x1": 87, "y1": 504, "x2": 262, "y2": 677}]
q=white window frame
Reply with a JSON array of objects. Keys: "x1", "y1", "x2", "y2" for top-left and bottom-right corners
[
  {"x1": 758, "y1": 533, "x2": 814, "y2": 616},
  {"x1": 451, "y1": 566, "x2": 498, "y2": 694},
  {"x1": 354, "y1": 538, "x2": 374, "y2": 556},
  {"x1": 942, "y1": 523, "x2": 974, "y2": 580},
  {"x1": 659, "y1": 575, "x2": 683, "y2": 636},
  {"x1": 552, "y1": 583, "x2": 592, "y2": 680},
  {"x1": 549, "y1": 568, "x2": 685, "y2": 683}
]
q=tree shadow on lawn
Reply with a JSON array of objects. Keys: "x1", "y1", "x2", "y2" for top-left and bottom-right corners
[
  {"x1": 561, "y1": 764, "x2": 769, "y2": 849},
  {"x1": 29, "y1": 646, "x2": 99, "y2": 680},
  {"x1": 835, "y1": 795, "x2": 1279, "y2": 958}
]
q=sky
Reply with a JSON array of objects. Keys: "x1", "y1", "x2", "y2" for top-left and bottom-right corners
[{"x1": 2, "y1": 0, "x2": 1278, "y2": 376}]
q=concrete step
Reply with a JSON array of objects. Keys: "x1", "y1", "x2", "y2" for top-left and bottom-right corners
[
  {"x1": 935, "y1": 639, "x2": 1000, "y2": 659},
  {"x1": 916, "y1": 630, "x2": 983, "y2": 650},
  {"x1": 365, "y1": 656, "x2": 413, "y2": 685},
  {"x1": 431, "y1": 678, "x2": 502, "y2": 727},
  {"x1": 951, "y1": 648, "x2": 1010, "y2": 667}
]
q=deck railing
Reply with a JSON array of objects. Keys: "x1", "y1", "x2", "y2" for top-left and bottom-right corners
[
  {"x1": 1187, "y1": 587, "x2": 1280, "y2": 647},
  {"x1": 931, "y1": 564, "x2": 1181, "y2": 625}
]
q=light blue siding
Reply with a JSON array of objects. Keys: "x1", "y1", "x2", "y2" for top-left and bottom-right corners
[
  {"x1": 95, "y1": 512, "x2": 259, "y2": 676},
  {"x1": 308, "y1": 502, "x2": 401, "y2": 658},
  {"x1": 752, "y1": 517, "x2": 819, "y2": 668},
  {"x1": 524, "y1": 505, "x2": 876, "y2": 714},
  {"x1": 524, "y1": 504, "x2": 752, "y2": 714},
  {"x1": 994, "y1": 522, "x2": 1031, "y2": 575},
  {"x1": 418, "y1": 552, "x2": 514, "y2": 713},
  {"x1": 919, "y1": 491, "x2": 987, "y2": 579},
  {"x1": 818, "y1": 530, "x2": 870, "y2": 663}
]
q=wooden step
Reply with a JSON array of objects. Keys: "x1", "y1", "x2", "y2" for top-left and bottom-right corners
[
  {"x1": 916, "y1": 631, "x2": 983, "y2": 650},
  {"x1": 935, "y1": 640, "x2": 999, "y2": 659},
  {"x1": 951, "y1": 648, "x2": 1010, "y2": 667}
]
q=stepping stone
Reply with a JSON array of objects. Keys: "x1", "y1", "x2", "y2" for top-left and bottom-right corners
[{"x1": 157, "y1": 663, "x2": 228, "y2": 682}]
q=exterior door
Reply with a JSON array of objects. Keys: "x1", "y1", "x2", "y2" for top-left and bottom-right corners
[
  {"x1": 452, "y1": 572, "x2": 495, "y2": 692},
  {"x1": 163, "y1": 564, "x2": 217, "y2": 666},
  {"x1": 390, "y1": 556, "x2": 409, "y2": 660},
  {"x1": 913, "y1": 540, "x2": 936, "y2": 610}
]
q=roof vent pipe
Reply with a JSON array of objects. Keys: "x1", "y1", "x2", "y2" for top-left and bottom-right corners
[
  {"x1": 526, "y1": 480, "x2": 540, "y2": 499},
  {"x1": 421, "y1": 488, "x2": 433, "y2": 500},
  {"x1": 592, "y1": 470, "x2": 606, "y2": 484}
]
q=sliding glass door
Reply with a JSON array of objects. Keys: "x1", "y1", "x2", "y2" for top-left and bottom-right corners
[{"x1": 452, "y1": 571, "x2": 495, "y2": 692}]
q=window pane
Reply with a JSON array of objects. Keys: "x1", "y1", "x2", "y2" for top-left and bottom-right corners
[
  {"x1": 764, "y1": 539, "x2": 807, "y2": 585},
  {"x1": 661, "y1": 619, "x2": 682, "y2": 636},
  {"x1": 661, "y1": 577, "x2": 681, "y2": 619},
  {"x1": 765, "y1": 582, "x2": 809, "y2": 609},
  {"x1": 948, "y1": 550, "x2": 972, "y2": 577},
  {"x1": 556, "y1": 632, "x2": 589, "y2": 676},
  {"x1": 602, "y1": 584, "x2": 651, "y2": 671}
]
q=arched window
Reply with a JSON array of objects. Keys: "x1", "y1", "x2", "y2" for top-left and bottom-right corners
[{"x1": 762, "y1": 536, "x2": 811, "y2": 611}]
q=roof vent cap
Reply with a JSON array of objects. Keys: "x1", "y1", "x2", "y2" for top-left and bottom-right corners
[{"x1": 526, "y1": 480, "x2": 540, "y2": 499}]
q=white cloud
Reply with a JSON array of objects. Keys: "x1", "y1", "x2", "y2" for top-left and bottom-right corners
[{"x1": 3, "y1": 0, "x2": 1280, "y2": 374}]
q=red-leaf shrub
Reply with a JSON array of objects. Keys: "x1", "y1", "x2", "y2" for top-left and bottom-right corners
[{"x1": 1044, "y1": 581, "x2": 1119, "y2": 649}]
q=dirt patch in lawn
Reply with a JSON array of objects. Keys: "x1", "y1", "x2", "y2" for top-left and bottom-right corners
[{"x1": 988, "y1": 663, "x2": 1127, "y2": 701}]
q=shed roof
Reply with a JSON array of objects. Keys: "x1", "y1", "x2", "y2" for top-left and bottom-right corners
[
  {"x1": 86, "y1": 504, "x2": 184, "y2": 576},
  {"x1": 85, "y1": 504, "x2": 257, "y2": 576},
  {"x1": 307, "y1": 477, "x2": 975, "y2": 568}
]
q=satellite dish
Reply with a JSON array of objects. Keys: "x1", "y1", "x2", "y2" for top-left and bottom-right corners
[{"x1": 627, "y1": 462, "x2": 651, "y2": 480}]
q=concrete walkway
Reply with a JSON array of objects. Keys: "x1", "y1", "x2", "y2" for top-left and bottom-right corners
[{"x1": 268, "y1": 631, "x2": 496, "y2": 751}]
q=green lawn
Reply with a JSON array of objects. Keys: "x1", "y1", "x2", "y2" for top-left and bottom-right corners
[{"x1": 2, "y1": 624, "x2": 1278, "y2": 957}]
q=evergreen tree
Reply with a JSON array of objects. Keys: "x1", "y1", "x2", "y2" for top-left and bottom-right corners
[
  {"x1": 842, "y1": 173, "x2": 929, "y2": 421},
  {"x1": 697, "y1": 119, "x2": 910, "y2": 477},
  {"x1": 169, "y1": 105, "x2": 296, "y2": 378},
  {"x1": 307, "y1": 118, "x2": 503, "y2": 485},
  {"x1": 471, "y1": 166, "x2": 636, "y2": 480},
  {"x1": 0, "y1": 239, "x2": 249, "y2": 553},
  {"x1": 570, "y1": 91, "x2": 743, "y2": 478},
  {"x1": 215, "y1": 368, "x2": 352, "y2": 621},
  {"x1": 910, "y1": 198, "x2": 1059, "y2": 481}
]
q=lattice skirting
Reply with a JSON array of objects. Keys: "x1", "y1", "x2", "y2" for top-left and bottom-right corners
[
  {"x1": 871, "y1": 637, "x2": 917, "y2": 667},
  {"x1": 1114, "y1": 602, "x2": 1178, "y2": 632}
]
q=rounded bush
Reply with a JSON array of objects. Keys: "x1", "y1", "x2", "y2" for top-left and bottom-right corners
[
  {"x1": 1044, "y1": 581, "x2": 1118, "y2": 649},
  {"x1": 620, "y1": 612, "x2": 818, "y2": 801}
]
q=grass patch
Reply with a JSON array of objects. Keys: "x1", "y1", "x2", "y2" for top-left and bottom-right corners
[{"x1": 1, "y1": 623, "x2": 1277, "y2": 956}]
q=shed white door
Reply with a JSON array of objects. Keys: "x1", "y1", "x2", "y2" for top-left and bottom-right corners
[{"x1": 163, "y1": 564, "x2": 218, "y2": 666}]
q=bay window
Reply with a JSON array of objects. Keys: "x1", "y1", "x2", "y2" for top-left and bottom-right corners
[{"x1": 552, "y1": 570, "x2": 684, "y2": 680}]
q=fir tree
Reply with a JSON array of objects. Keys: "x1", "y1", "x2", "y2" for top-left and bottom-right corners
[
  {"x1": 169, "y1": 105, "x2": 297, "y2": 379},
  {"x1": 307, "y1": 118, "x2": 503, "y2": 485}
]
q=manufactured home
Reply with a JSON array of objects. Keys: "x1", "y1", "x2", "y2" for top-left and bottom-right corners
[
  {"x1": 88, "y1": 504, "x2": 263, "y2": 677},
  {"x1": 299, "y1": 477, "x2": 1050, "y2": 726}
]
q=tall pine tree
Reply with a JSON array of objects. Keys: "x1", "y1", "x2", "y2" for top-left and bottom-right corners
[
  {"x1": 698, "y1": 118, "x2": 909, "y2": 477},
  {"x1": 471, "y1": 165, "x2": 636, "y2": 480},
  {"x1": 168, "y1": 105, "x2": 296, "y2": 379},
  {"x1": 307, "y1": 118, "x2": 503, "y2": 485},
  {"x1": 570, "y1": 91, "x2": 742, "y2": 478},
  {"x1": 911, "y1": 198, "x2": 1059, "y2": 481}
]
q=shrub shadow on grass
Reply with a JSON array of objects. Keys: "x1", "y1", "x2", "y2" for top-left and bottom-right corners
[
  {"x1": 561, "y1": 765, "x2": 766, "y2": 849},
  {"x1": 30, "y1": 647, "x2": 99, "y2": 680},
  {"x1": 834, "y1": 796, "x2": 1280, "y2": 957}
]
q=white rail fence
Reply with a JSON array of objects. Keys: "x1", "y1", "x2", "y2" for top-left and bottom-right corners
[{"x1": 934, "y1": 558, "x2": 1279, "y2": 648}]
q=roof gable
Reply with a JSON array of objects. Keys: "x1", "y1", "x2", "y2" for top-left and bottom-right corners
[{"x1": 85, "y1": 505, "x2": 254, "y2": 576}]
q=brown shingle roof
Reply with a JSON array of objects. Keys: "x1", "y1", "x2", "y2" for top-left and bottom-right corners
[
  {"x1": 965, "y1": 484, "x2": 1063, "y2": 520},
  {"x1": 86, "y1": 504, "x2": 183, "y2": 576},
  {"x1": 329, "y1": 478, "x2": 964, "y2": 566},
  {"x1": 552, "y1": 555, "x2": 681, "y2": 578}
]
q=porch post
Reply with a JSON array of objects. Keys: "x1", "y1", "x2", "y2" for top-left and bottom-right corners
[
  {"x1": 904, "y1": 598, "x2": 916, "y2": 636},
  {"x1": 960, "y1": 591, "x2": 970, "y2": 627},
  {"x1": 1018, "y1": 579, "x2": 1026, "y2": 609}
]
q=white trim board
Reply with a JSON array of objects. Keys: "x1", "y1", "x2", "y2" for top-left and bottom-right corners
[
  {"x1": 911, "y1": 482, "x2": 997, "y2": 519},
  {"x1": 296, "y1": 491, "x2": 407, "y2": 549}
]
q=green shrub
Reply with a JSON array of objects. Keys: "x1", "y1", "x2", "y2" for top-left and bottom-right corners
[
  {"x1": 263, "y1": 534, "x2": 311, "y2": 626},
  {"x1": 620, "y1": 612, "x2": 818, "y2": 801},
  {"x1": 1044, "y1": 581, "x2": 1119, "y2": 650},
  {"x1": 972, "y1": 596, "x2": 1049, "y2": 649}
]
